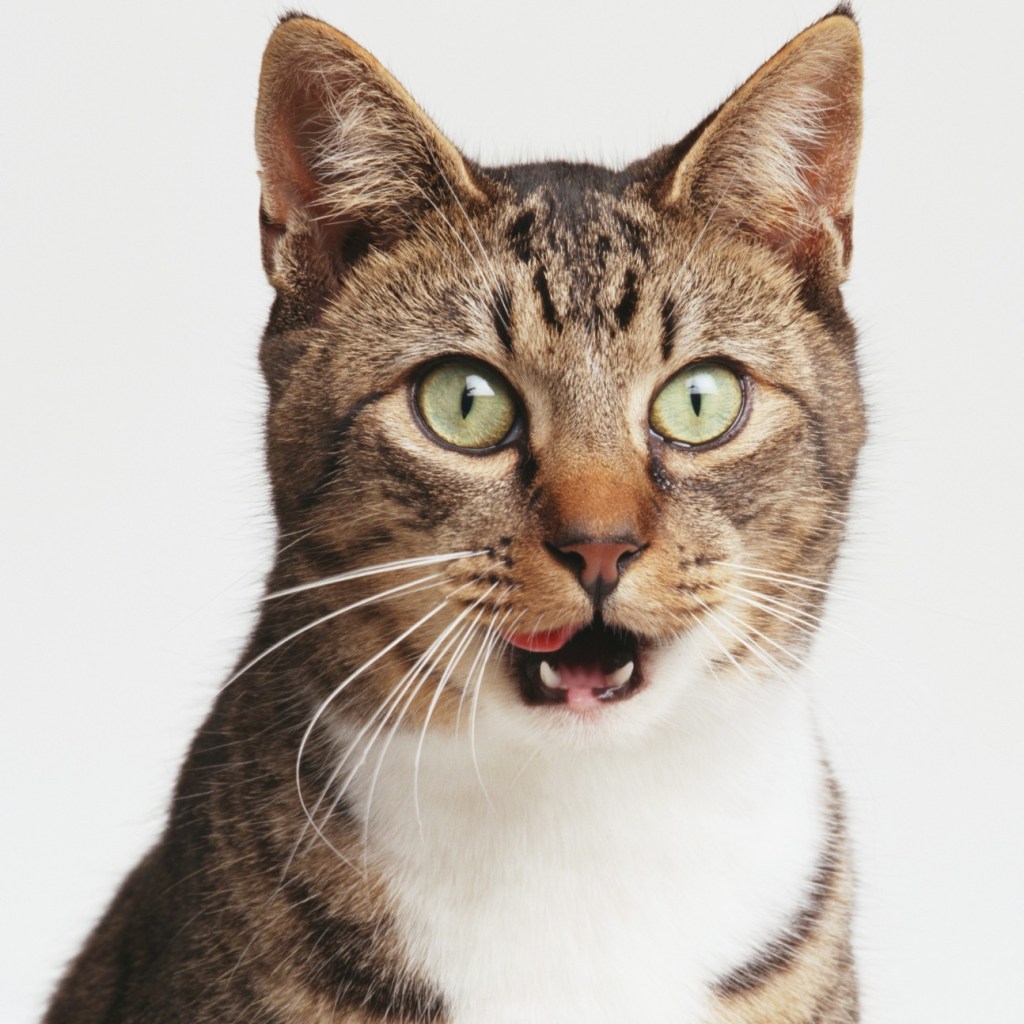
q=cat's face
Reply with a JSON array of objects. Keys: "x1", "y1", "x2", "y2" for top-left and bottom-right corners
[{"x1": 253, "y1": 14, "x2": 863, "y2": 751}]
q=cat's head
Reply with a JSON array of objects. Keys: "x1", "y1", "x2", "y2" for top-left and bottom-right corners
[{"x1": 252, "y1": 12, "x2": 864, "y2": 751}]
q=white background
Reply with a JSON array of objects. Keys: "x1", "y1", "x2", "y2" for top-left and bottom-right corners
[{"x1": 3, "y1": 1, "x2": 1022, "y2": 1020}]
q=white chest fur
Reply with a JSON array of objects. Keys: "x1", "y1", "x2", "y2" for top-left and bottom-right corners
[{"x1": 341, "y1": 661, "x2": 825, "y2": 1024}]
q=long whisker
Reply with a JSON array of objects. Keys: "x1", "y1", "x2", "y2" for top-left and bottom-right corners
[
  {"x1": 695, "y1": 597, "x2": 793, "y2": 683},
  {"x1": 715, "y1": 560, "x2": 858, "y2": 601},
  {"x1": 343, "y1": 614, "x2": 467, "y2": 814},
  {"x1": 220, "y1": 574, "x2": 444, "y2": 693},
  {"x1": 357, "y1": 596, "x2": 489, "y2": 846},
  {"x1": 352, "y1": 596, "x2": 483, "y2": 789},
  {"x1": 298, "y1": 627, "x2": 457, "y2": 871},
  {"x1": 294, "y1": 597, "x2": 454, "y2": 847},
  {"x1": 292, "y1": 643, "x2": 443, "y2": 870},
  {"x1": 712, "y1": 601, "x2": 809, "y2": 675},
  {"x1": 408, "y1": 617, "x2": 480, "y2": 834},
  {"x1": 455, "y1": 603, "x2": 507, "y2": 733},
  {"x1": 721, "y1": 560, "x2": 842, "y2": 588},
  {"x1": 680, "y1": 605, "x2": 759, "y2": 686},
  {"x1": 468, "y1": 608, "x2": 518, "y2": 803},
  {"x1": 724, "y1": 587, "x2": 820, "y2": 639},
  {"x1": 288, "y1": 628, "x2": 454, "y2": 873},
  {"x1": 311, "y1": 581, "x2": 483, "y2": 835},
  {"x1": 412, "y1": 587, "x2": 498, "y2": 830},
  {"x1": 265, "y1": 549, "x2": 485, "y2": 600},
  {"x1": 728, "y1": 583, "x2": 824, "y2": 627}
]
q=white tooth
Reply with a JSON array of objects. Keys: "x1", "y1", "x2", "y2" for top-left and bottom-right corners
[
  {"x1": 605, "y1": 661, "x2": 634, "y2": 689},
  {"x1": 539, "y1": 660, "x2": 561, "y2": 689}
]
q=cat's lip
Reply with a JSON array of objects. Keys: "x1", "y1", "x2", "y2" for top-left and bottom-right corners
[{"x1": 502, "y1": 625, "x2": 583, "y2": 653}]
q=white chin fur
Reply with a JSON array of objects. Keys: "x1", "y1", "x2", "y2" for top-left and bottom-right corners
[{"x1": 334, "y1": 634, "x2": 825, "y2": 1024}]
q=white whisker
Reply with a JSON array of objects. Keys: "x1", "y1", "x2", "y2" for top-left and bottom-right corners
[
  {"x1": 313, "y1": 579, "x2": 483, "y2": 833},
  {"x1": 725, "y1": 587, "x2": 820, "y2": 638},
  {"x1": 358, "y1": 596, "x2": 490, "y2": 846},
  {"x1": 265, "y1": 549, "x2": 485, "y2": 600},
  {"x1": 715, "y1": 560, "x2": 852, "y2": 599},
  {"x1": 682, "y1": 605, "x2": 759, "y2": 686},
  {"x1": 468, "y1": 608, "x2": 519, "y2": 803},
  {"x1": 455, "y1": 604, "x2": 506, "y2": 733},
  {"x1": 412, "y1": 587, "x2": 498, "y2": 831},
  {"x1": 294, "y1": 596, "x2": 454, "y2": 852},
  {"x1": 695, "y1": 597, "x2": 793, "y2": 684},
  {"x1": 729, "y1": 583, "x2": 824, "y2": 626},
  {"x1": 294, "y1": 641, "x2": 443, "y2": 870},
  {"x1": 713, "y1": 601, "x2": 808, "y2": 674},
  {"x1": 220, "y1": 574, "x2": 444, "y2": 693}
]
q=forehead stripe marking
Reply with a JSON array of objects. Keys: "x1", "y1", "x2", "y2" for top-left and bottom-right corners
[
  {"x1": 615, "y1": 270, "x2": 639, "y2": 331},
  {"x1": 508, "y1": 210, "x2": 535, "y2": 263},
  {"x1": 660, "y1": 295, "x2": 678, "y2": 361},
  {"x1": 492, "y1": 285, "x2": 514, "y2": 353},
  {"x1": 532, "y1": 267, "x2": 561, "y2": 331}
]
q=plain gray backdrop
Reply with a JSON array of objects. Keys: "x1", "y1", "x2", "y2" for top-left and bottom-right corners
[{"x1": 3, "y1": 0, "x2": 1022, "y2": 1020}]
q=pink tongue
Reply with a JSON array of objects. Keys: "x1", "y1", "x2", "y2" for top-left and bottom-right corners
[
  {"x1": 555, "y1": 661, "x2": 607, "y2": 709},
  {"x1": 504, "y1": 626, "x2": 580, "y2": 653}
]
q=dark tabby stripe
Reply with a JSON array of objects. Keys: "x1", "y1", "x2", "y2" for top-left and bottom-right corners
[
  {"x1": 508, "y1": 210, "x2": 535, "y2": 263},
  {"x1": 532, "y1": 267, "x2": 561, "y2": 330},
  {"x1": 614, "y1": 269, "x2": 639, "y2": 330},
  {"x1": 517, "y1": 449, "x2": 539, "y2": 490},
  {"x1": 492, "y1": 284, "x2": 514, "y2": 352},
  {"x1": 660, "y1": 295, "x2": 678, "y2": 361}
]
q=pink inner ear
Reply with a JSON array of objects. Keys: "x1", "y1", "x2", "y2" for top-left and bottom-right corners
[{"x1": 269, "y1": 106, "x2": 323, "y2": 217}]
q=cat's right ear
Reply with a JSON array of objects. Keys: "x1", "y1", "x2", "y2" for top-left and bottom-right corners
[{"x1": 255, "y1": 16, "x2": 488, "y2": 318}]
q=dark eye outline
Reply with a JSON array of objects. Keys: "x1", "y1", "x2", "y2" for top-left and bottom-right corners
[
  {"x1": 410, "y1": 356, "x2": 525, "y2": 455},
  {"x1": 648, "y1": 359, "x2": 750, "y2": 450}
]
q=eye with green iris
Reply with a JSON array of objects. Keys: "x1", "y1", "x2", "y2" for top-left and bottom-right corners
[
  {"x1": 416, "y1": 359, "x2": 519, "y2": 450},
  {"x1": 650, "y1": 361, "x2": 745, "y2": 446}
]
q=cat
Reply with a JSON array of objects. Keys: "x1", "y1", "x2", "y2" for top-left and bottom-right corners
[{"x1": 45, "y1": 7, "x2": 864, "y2": 1023}]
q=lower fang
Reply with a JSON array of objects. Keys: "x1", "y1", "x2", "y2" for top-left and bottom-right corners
[
  {"x1": 605, "y1": 661, "x2": 634, "y2": 689},
  {"x1": 539, "y1": 660, "x2": 560, "y2": 688}
]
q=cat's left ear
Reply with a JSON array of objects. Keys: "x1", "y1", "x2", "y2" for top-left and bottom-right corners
[
  {"x1": 255, "y1": 16, "x2": 489, "y2": 316},
  {"x1": 659, "y1": 10, "x2": 862, "y2": 286}
]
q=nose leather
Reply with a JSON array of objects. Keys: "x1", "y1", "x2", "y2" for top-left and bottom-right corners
[{"x1": 552, "y1": 539, "x2": 641, "y2": 602}]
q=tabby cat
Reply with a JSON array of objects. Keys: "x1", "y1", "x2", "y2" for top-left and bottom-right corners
[{"x1": 46, "y1": 8, "x2": 865, "y2": 1023}]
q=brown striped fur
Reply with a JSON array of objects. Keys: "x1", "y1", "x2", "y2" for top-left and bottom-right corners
[{"x1": 47, "y1": 9, "x2": 864, "y2": 1022}]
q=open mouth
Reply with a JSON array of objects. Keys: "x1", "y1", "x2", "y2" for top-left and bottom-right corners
[{"x1": 505, "y1": 621, "x2": 645, "y2": 710}]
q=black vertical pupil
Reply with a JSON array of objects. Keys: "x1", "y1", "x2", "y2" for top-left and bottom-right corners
[
  {"x1": 689, "y1": 387, "x2": 702, "y2": 417},
  {"x1": 460, "y1": 386, "x2": 474, "y2": 419}
]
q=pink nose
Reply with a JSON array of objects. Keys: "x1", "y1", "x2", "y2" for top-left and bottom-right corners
[{"x1": 552, "y1": 539, "x2": 641, "y2": 601}]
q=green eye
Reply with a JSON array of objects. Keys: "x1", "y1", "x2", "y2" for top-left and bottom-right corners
[
  {"x1": 416, "y1": 359, "x2": 519, "y2": 450},
  {"x1": 650, "y1": 362, "x2": 744, "y2": 446}
]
